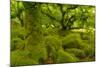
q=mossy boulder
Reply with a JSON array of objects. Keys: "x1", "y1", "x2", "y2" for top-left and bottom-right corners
[
  {"x1": 44, "y1": 35, "x2": 62, "y2": 50},
  {"x1": 56, "y1": 49, "x2": 79, "y2": 63},
  {"x1": 65, "y1": 48, "x2": 86, "y2": 59},
  {"x1": 11, "y1": 50, "x2": 38, "y2": 66},
  {"x1": 62, "y1": 33, "x2": 87, "y2": 49}
]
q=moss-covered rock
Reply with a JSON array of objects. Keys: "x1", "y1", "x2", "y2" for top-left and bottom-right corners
[
  {"x1": 11, "y1": 38, "x2": 24, "y2": 51},
  {"x1": 44, "y1": 35, "x2": 62, "y2": 50},
  {"x1": 26, "y1": 44, "x2": 47, "y2": 63},
  {"x1": 56, "y1": 49, "x2": 79, "y2": 63},
  {"x1": 11, "y1": 50, "x2": 38, "y2": 66},
  {"x1": 83, "y1": 45, "x2": 95, "y2": 58},
  {"x1": 65, "y1": 48, "x2": 86, "y2": 59},
  {"x1": 62, "y1": 33, "x2": 86, "y2": 49}
]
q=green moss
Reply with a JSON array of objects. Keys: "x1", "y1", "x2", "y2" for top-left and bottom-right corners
[
  {"x1": 56, "y1": 49, "x2": 79, "y2": 63},
  {"x1": 44, "y1": 35, "x2": 62, "y2": 50},
  {"x1": 62, "y1": 33, "x2": 86, "y2": 49},
  {"x1": 65, "y1": 48, "x2": 86, "y2": 59},
  {"x1": 11, "y1": 50, "x2": 38, "y2": 66},
  {"x1": 11, "y1": 38, "x2": 24, "y2": 51},
  {"x1": 27, "y1": 44, "x2": 47, "y2": 62},
  {"x1": 83, "y1": 45, "x2": 95, "y2": 57}
]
